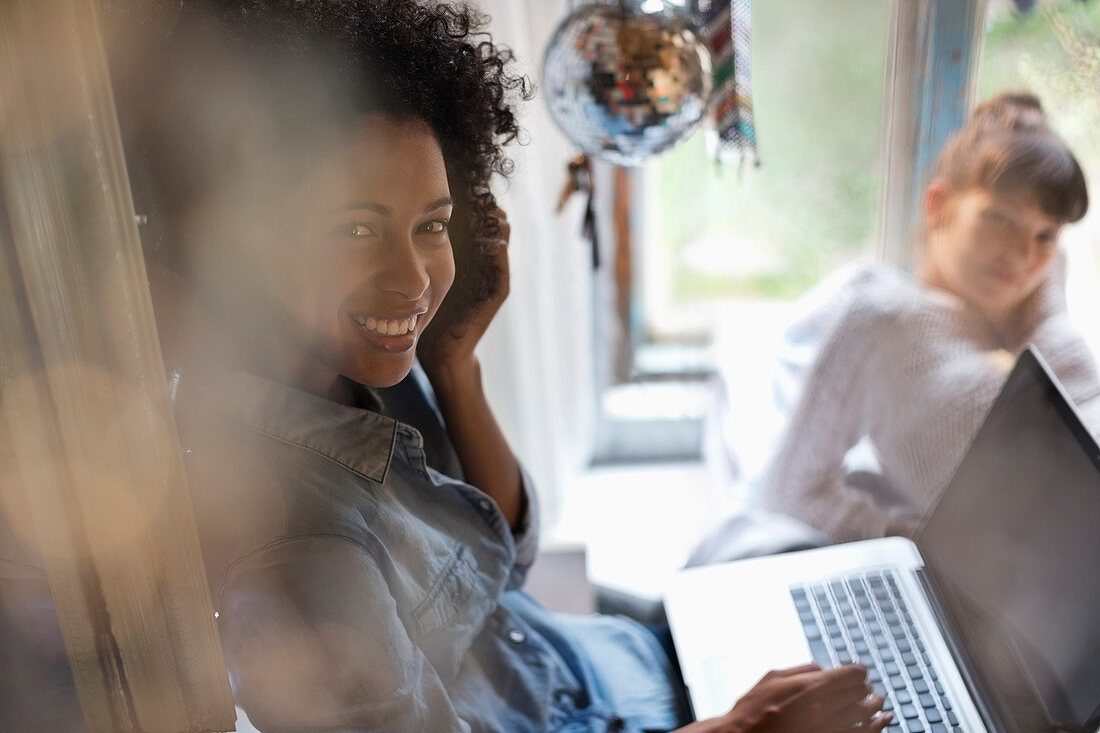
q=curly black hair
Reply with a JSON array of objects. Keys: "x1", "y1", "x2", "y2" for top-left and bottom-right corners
[
  {"x1": 115, "y1": 0, "x2": 531, "y2": 321},
  {"x1": 341, "y1": 0, "x2": 534, "y2": 322}
]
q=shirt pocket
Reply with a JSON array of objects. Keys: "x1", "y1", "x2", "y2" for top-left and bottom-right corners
[{"x1": 411, "y1": 542, "x2": 488, "y2": 641}]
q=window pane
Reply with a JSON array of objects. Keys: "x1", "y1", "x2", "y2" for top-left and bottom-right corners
[
  {"x1": 979, "y1": 0, "x2": 1100, "y2": 351},
  {"x1": 642, "y1": 0, "x2": 892, "y2": 340}
]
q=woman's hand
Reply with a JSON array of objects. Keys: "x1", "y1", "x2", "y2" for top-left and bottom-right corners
[
  {"x1": 994, "y1": 247, "x2": 1068, "y2": 349},
  {"x1": 677, "y1": 664, "x2": 891, "y2": 733},
  {"x1": 417, "y1": 201, "x2": 510, "y2": 381}
]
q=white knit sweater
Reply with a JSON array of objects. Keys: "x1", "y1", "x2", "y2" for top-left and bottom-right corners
[{"x1": 757, "y1": 261, "x2": 1100, "y2": 544}]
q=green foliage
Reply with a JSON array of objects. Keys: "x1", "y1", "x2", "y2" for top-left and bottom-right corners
[{"x1": 980, "y1": 0, "x2": 1100, "y2": 165}]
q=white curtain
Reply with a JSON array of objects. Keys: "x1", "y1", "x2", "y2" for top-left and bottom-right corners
[{"x1": 472, "y1": 0, "x2": 597, "y2": 531}]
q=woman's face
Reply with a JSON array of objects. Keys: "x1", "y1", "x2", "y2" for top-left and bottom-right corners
[
  {"x1": 921, "y1": 185, "x2": 1063, "y2": 321},
  {"x1": 278, "y1": 115, "x2": 455, "y2": 389}
]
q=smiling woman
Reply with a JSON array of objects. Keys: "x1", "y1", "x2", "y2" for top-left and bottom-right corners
[
  {"x1": 100, "y1": 1, "x2": 895, "y2": 731},
  {"x1": 280, "y1": 116, "x2": 456, "y2": 391},
  {"x1": 117, "y1": 0, "x2": 526, "y2": 403}
]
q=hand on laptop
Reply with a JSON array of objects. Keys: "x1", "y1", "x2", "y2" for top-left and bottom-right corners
[{"x1": 676, "y1": 663, "x2": 891, "y2": 733}]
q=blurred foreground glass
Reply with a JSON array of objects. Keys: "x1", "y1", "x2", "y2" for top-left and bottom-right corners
[{"x1": 0, "y1": 1, "x2": 234, "y2": 730}]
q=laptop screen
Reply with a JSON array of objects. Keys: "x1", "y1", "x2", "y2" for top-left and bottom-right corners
[{"x1": 918, "y1": 348, "x2": 1100, "y2": 731}]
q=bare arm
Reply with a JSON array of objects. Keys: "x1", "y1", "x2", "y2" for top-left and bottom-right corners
[
  {"x1": 425, "y1": 356, "x2": 524, "y2": 529},
  {"x1": 417, "y1": 204, "x2": 523, "y2": 529}
]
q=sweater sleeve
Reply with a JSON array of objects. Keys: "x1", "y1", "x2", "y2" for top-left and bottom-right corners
[
  {"x1": 758, "y1": 300, "x2": 905, "y2": 544},
  {"x1": 1026, "y1": 311, "x2": 1100, "y2": 406}
]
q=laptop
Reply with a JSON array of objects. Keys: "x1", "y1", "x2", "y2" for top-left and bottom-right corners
[{"x1": 666, "y1": 346, "x2": 1100, "y2": 732}]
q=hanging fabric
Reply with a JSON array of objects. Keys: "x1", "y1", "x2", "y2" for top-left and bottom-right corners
[{"x1": 694, "y1": 0, "x2": 759, "y2": 166}]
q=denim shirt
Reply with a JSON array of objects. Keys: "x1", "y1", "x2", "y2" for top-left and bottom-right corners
[{"x1": 185, "y1": 371, "x2": 688, "y2": 733}]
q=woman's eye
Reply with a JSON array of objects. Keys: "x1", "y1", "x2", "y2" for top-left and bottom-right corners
[
  {"x1": 419, "y1": 219, "x2": 449, "y2": 235},
  {"x1": 329, "y1": 222, "x2": 378, "y2": 238}
]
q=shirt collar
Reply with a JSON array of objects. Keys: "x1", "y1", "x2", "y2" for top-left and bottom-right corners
[{"x1": 222, "y1": 370, "x2": 397, "y2": 484}]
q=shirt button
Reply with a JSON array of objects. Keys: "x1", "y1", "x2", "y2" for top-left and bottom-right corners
[
  {"x1": 507, "y1": 629, "x2": 526, "y2": 644},
  {"x1": 479, "y1": 499, "x2": 493, "y2": 512}
]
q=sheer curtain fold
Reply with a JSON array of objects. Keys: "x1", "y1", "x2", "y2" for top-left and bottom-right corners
[{"x1": 473, "y1": 0, "x2": 596, "y2": 531}]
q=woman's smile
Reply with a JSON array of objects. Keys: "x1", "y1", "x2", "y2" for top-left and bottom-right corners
[
  {"x1": 347, "y1": 311, "x2": 422, "y2": 353},
  {"x1": 349, "y1": 312, "x2": 420, "y2": 336}
]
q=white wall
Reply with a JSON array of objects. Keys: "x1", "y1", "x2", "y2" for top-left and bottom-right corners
[{"x1": 473, "y1": 0, "x2": 598, "y2": 531}]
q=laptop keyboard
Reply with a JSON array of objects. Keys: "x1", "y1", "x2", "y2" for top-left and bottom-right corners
[{"x1": 790, "y1": 569, "x2": 963, "y2": 733}]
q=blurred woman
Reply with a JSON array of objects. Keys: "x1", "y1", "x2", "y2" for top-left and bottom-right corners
[{"x1": 703, "y1": 92, "x2": 1098, "y2": 552}]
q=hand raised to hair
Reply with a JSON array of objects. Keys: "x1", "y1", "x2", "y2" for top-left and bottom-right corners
[
  {"x1": 413, "y1": 200, "x2": 524, "y2": 529},
  {"x1": 1010, "y1": 246, "x2": 1068, "y2": 343},
  {"x1": 417, "y1": 200, "x2": 510, "y2": 381}
]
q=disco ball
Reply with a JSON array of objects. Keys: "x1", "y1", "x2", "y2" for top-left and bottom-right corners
[{"x1": 543, "y1": 2, "x2": 712, "y2": 167}]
